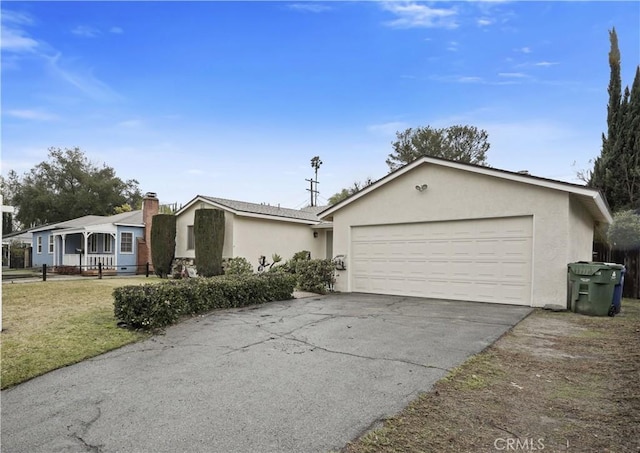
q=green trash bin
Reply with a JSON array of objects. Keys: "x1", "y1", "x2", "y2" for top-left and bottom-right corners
[{"x1": 567, "y1": 262, "x2": 625, "y2": 316}]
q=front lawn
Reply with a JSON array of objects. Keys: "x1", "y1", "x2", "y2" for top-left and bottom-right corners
[{"x1": 1, "y1": 277, "x2": 157, "y2": 389}]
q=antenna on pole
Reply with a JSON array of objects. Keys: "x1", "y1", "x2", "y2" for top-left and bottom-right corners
[{"x1": 309, "y1": 156, "x2": 322, "y2": 207}]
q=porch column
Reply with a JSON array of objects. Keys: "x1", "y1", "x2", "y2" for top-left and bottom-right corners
[
  {"x1": 111, "y1": 233, "x2": 117, "y2": 267},
  {"x1": 83, "y1": 232, "x2": 89, "y2": 269},
  {"x1": 61, "y1": 234, "x2": 66, "y2": 266}
]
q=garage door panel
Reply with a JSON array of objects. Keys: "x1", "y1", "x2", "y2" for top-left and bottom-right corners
[{"x1": 351, "y1": 217, "x2": 532, "y2": 306}]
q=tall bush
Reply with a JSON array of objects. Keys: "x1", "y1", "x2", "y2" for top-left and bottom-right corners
[
  {"x1": 194, "y1": 209, "x2": 225, "y2": 277},
  {"x1": 294, "y1": 259, "x2": 336, "y2": 294},
  {"x1": 150, "y1": 214, "x2": 176, "y2": 278}
]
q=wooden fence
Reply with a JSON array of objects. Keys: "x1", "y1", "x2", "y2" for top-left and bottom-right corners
[{"x1": 593, "y1": 243, "x2": 640, "y2": 299}]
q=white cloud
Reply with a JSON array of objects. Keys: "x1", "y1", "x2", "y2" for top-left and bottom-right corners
[
  {"x1": 5, "y1": 109, "x2": 58, "y2": 121},
  {"x1": 517, "y1": 46, "x2": 532, "y2": 53},
  {"x1": 117, "y1": 119, "x2": 142, "y2": 128},
  {"x1": 447, "y1": 41, "x2": 459, "y2": 52},
  {"x1": 498, "y1": 72, "x2": 527, "y2": 78},
  {"x1": 45, "y1": 53, "x2": 123, "y2": 102},
  {"x1": 477, "y1": 18, "x2": 493, "y2": 27},
  {"x1": 458, "y1": 76, "x2": 483, "y2": 83},
  {"x1": 367, "y1": 121, "x2": 409, "y2": 136},
  {"x1": 535, "y1": 61, "x2": 558, "y2": 67},
  {"x1": 1, "y1": 11, "x2": 38, "y2": 53},
  {"x1": 110, "y1": 26, "x2": 124, "y2": 34},
  {"x1": 72, "y1": 25, "x2": 100, "y2": 37},
  {"x1": 287, "y1": 3, "x2": 331, "y2": 13},
  {"x1": 381, "y1": 2, "x2": 458, "y2": 29}
]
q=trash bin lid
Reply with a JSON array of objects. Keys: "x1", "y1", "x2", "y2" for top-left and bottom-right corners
[{"x1": 568, "y1": 261, "x2": 620, "y2": 276}]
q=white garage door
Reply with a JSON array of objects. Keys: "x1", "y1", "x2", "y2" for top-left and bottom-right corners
[{"x1": 351, "y1": 216, "x2": 533, "y2": 305}]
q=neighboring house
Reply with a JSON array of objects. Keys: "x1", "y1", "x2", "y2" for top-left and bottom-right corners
[
  {"x1": 175, "y1": 196, "x2": 333, "y2": 269},
  {"x1": 31, "y1": 193, "x2": 159, "y2": 275},
  {"x1": 320, "y1": 156, "x2": 612, "y2": 308},
  {"x1": 2, "y1": 229, "x2": 33, "y2": 268}
]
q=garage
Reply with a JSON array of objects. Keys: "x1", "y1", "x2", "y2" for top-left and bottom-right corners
[
  {"x1": 351, "y1": 216, "x2": 533, "y2": 305},
  {"x1": 321, "y1": 156, "x2": 612, "y2": 308}
]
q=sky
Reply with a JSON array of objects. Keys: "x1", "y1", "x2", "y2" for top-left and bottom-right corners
[{"x1": 1, "y1": 1, "x2": 639, "y2": 210}]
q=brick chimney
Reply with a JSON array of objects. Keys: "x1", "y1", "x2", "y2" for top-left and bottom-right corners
[{"x1": 142, "y1": 192, "x2": 159, "y2": 265}]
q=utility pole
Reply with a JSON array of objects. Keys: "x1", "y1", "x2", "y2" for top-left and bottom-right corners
[
  {"x1": 305, "y1": 178, "x2": 315, "y2": 206},
  {"x1": 309, "y1": 156, "x2": 322, "y2": 207}
]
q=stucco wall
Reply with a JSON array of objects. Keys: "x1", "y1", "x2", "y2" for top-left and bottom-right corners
[
  {"x1": 175, "y1": 204, "x2": 235, "y2": 259},
  {"x1": 232, "y1": 216, "x2": 324, "y2": 267},
  {"x1": 568, "y1": 195, "x2": 595, "y2": 263},
  {"x1": 330, "y1": 164, "x2": 588, "y2": 307}
]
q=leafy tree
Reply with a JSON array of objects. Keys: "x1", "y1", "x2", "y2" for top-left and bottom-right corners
[
  {"x1": 6, "y1": 147, "x2": 142, "y2": 227},
  {"x1": 194, "y1": 209, "x2": 225, "y2": 277},
  {"x1": 150, "y1": 214, "x2": 176, "y2": 278},
  {"x1": 328, "y1": 177, "x2": 374, "y2": 205},
  {"x1": 590, "y1": 29, "x2": 640, "y2": 211},
  {"x1": 607, "y1": 210, "x2": 640, "y2": 249},
  {"x1": 386, "y1": 125, "x2": 490, "y2": 171}
]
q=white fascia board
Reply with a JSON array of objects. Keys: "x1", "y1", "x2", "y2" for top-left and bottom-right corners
[
  {"x1": 319, "y1": 158, "x2": 424, "y2": 219},
  {"x1": 320, "y1": 157, "x2": 612, "y2": 223},
  {"x1": 113, "y1": 223, "x2": 145, "y2": 228}
]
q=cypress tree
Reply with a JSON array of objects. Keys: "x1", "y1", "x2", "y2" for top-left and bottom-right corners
[
  {"x1": 590, "y1": 28, "x2": 640, "y2": 212},
  {"x1": 621, "y1": 67, "x2": 640, "y2": 210},
  {"x1": 194, "y1": 209, "x2": 225, "y2": 277},
  {"x1": 150, "y1": 214, "x2": 176, "y2": 278},
  {"x1": 591, "y1": 28, "x2": 622, "y2": 201}
]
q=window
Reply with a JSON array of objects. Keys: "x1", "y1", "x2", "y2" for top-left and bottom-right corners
[
  {"x1": 48, "y1": 235, "x2": 54, "y2": 254},
  {"x1": 121, "y1": 232, "x2": 133, "y2": 253},
  {"x1": 104, "y1": 235, "x2": 112, "y2": 253},
  {"x1": 88, "y1": 234, "x2": 98, "y2": 253},
  {"x1": 187, "y1": 225, "x2": 195, "y2": 250},
  {"x1": 37, "y1": 236, "x2": 42, "y2": 254}
]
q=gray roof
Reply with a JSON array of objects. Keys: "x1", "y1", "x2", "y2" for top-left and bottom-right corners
[
  {"x1": 198, "y1": 196, "x2": 322, "y2": 222},
  {"x1": 31, "y1": 210, "x2": 143, "y2": 232}
]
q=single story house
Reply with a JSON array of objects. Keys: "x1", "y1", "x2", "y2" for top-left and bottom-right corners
[
  {"x1": 31, "y1": 193, "x2": 159, "y2": 274},
  {"x1": 319, "y1": 157, "x2": 612, "y2": 308},
  {"x1": 175, "y1": 196, "x2": 333, "y2": 270}
]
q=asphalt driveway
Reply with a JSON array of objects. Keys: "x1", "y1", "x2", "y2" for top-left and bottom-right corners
[{"x1": 1, "y1": 293, "x2": 531, "y2": 453}]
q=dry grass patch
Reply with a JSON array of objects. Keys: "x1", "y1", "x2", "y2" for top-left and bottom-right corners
[
  {"x1": 344, "y1": 299, "x2": 640, "y2": 453},
  {"x1": 2, "y1": 277, "x2": 157, "y2": 389}
]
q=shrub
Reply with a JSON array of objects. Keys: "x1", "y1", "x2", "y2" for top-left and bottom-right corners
[
  {"x1": 194, "y1": 209, "x2": 225, "y2": 277},
  {"x1": 113, "y1": 273, "x2": 296, "y2": 330},
  {"x1": 224, "y1": 257, "x2": 254, "y2": 276},
  {"x1": 150, "y1": 214, "x2": 176, "y2": 278},
  {"x1": 291, "y1": 250, "x2": 311, "y2": 262},
  {"x1": 608, "y1": 210, "x2": 640, "y2": 250},
  {"x1": 293, "y1": 259, "x2": 336, "y2": 294}
]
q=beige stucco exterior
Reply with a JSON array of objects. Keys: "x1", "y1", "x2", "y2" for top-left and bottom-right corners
[
  {"x1": 175, "y1": 202, "x2": 328, "y2": 271},
  {"x1": 324, "y1": 160, "x2": 609, "y2": 308}
]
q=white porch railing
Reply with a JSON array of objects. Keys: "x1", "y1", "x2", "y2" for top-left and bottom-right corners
[{"x1": 62, "y1": 254, "x2": 116, "y2": 269}]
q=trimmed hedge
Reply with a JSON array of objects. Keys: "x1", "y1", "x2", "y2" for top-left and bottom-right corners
[
  {"x1": 194, "y1": 209, "x2": 225, "y2": 277},
  {"x1": 113, "y1": 273, "x2": 296, "y2": 330},
  {"x1": 151, "y1": 214, "x2": 176, "y2": 278}
]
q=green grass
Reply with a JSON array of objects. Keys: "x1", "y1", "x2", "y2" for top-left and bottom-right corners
[{"x1": 1, "y1": 277, "x2": 158, "y2": 389}]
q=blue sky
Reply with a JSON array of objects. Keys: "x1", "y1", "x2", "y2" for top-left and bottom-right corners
[{"x1": 2, "y1": 1, "x2": 639, "y2": 209}]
